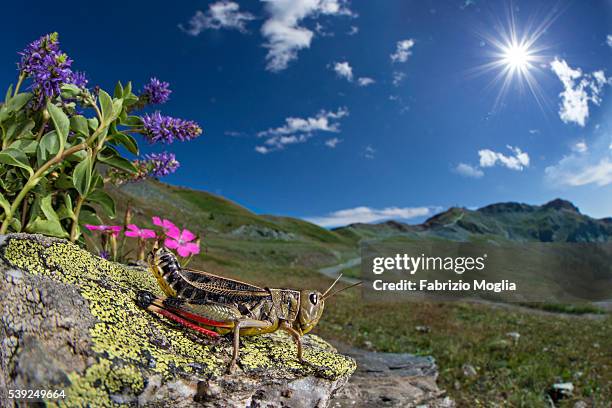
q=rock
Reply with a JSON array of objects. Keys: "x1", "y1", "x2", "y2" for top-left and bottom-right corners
[
  {"x1": 506, "y1": 332, "x2": 520, "y2": 344},
  {"x1": 461, "y1": 364, "x2": 477, "y2": 378},
  {"x1": 330, "y1": 346, "x2": 454, "y2": 407},
  {"x1": 0, "y1": 234, "x2": 355, "y2": 407},
  {"x1": 230, "y1": 225, "x2": 297, "y2": 241},
  {"x1": 548, "y1": 382, "x2": 574, "y2": 402},
  {"x1": 415, "y1": 325, "x2": 431, "y2": 333},
  {"x1": 573, "y1": 401, "x2": 588, "y2": 408}
]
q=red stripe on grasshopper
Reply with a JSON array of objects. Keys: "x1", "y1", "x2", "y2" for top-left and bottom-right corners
[
  {"x1": 168, "y1": 307, "x2": 234, "y2": 328},
  {"x1": 156, "y1": 308, "x2": 220, "y2": 338}
]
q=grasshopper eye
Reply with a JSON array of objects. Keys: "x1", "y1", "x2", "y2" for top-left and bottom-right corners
[{"x1": 309, "y1": 293, "x2": 318, "y2": 305}]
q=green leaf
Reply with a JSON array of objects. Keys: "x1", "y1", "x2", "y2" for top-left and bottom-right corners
[
  {"x1": 55, "y1": 173, "x2": 74, "y2": 189},
  {"x1": 9, "y1": 139, "x2": 38, "y2": 155},
  {"x1": 99, "y1": 90, "x2": 114, "y2": 123},
  {"x1": 47, "y1": 102, "x2": 70, "y2": 149},
  {"x1": 5, "y1": 84, "x2": 13, "y2": 101},
  {"x1": 79, "y1": 206, "x2": 101, "y2": 226},
  {"x1": 73, "y1": 151, "x2": 92, "y2": 196},
  {"x1": 6, "y1": 118, "x2": 35, "y2": 142},
  {"x1": 0, "y1": 191, "x2": 10, "y2": 214},
  {"x1": 112, "y1": 99, "x2": 123, "y2": 118},
  {"x1": 123, "y1": 81, "x2": 132, "y2": 98},
  {"x1": 88, "y1": 117, "x2": 99, "y2": 131},
  {"x1": 87, "y1": 189, "x2": 116, "y2": 218},
  {"x1": 60, "y1": 83, "x2": 82, "y2": 98},
  {"x1": 39, "y1": 194, "x2": 60, "y2": 223},
  {"x1": 70, "y1": 115, "x2": 89, "y2": 136},
  {"x1": 114, "y1": 81, "x2": 123, "y2": 98},
  {"x1": 6, "y1": 92, "x2": 32, "y2": 112},
  {"x1": 9, "y1": 216, "x2": 21, "y2": 232},
  {"x1": 109, "y1": 132, "x2": 139, "y2": 155},
  {"x1": 121, "y1": 115, "x2": 143, "y2": 127},
  {"x1": 27, "y1": 217, "x2": 69, "y2": 238},
  {"x1": 37, "y1": 131, "x2": 60, "y2": 167},
  {"x1": 0, "y1": 148, "x2": 33, "y2": 177},
  {"x1": 91, "y1": 169, "x2": 104, "y2": 189},
  {"x1": 57, "y1": 193, "x2": 75, "y2": 220},
  {"x1": 97, "y1": 147, "x2": 137, "y2": 174}
]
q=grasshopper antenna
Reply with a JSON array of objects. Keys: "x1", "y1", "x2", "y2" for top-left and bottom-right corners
[
  {"x1": 322, "y1": 274, "x2": 344, "y2": 298},
  {"x1": 323, "y1": 281, "x2": 363, "y2": 300}
]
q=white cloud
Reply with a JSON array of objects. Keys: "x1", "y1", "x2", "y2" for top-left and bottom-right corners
[
  {"x1": 305, "y1": 206, "x2": 433, "y2": 227},
  {"x1": 347, "y1": 25, "x2": 359, "y2": 35},
  {"x1": 607, "y1": 34, "x2": 612, "y2": 49},
  {"x1": 478, "y1": 146, "x2": 530, "y2": 171},
  {"x1": 455, "y1": 163, "x2": 484, "y2": 178},
  {"x1": 529, "y1": 129, "x2": 540, "y2": 135},
  {"x1": 357, "y1": 77, "x2": 375, "y2": 86},
  {"x1": 390, "y1": 39, "x2": 415, "y2": 63},
  {"x1": 572, "y1": 141, "x2": 588, "y2": 153},
  {"x1": 325, "y1": 137, "x2": 342, "y2": 148},
  {"x1": 179, "y1": 1, "x2": 255, "y2": 35},
  {"x1": 546, "y1": 157, "x2": 612, "y2": 187},
  {"x1": 392, "y1": 71, "x2": 406, "y2": 86},
  {"x1": 550, "y1": 58, "x2": 609, "y2": 127},
  {"x1": 333, "y1": 61, "x2": 353, "y2": 81},
  {"x1": 256, "y1": 107, "x2": 349, "y2": 153},
  {"x1": 331, "y1": 62, "x2": 374, "y2": 86},
  {"x1": 364, "y1": 145, "x2": 375, "y2": 159},
  {"x1": 261, "y1": 0, "x2": 354, "y2": 72},
  {"x1": 545, "y1": 133, "x2": 612, "y2": 187}
]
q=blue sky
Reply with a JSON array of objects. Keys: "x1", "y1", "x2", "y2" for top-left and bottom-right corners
[{"x1": 2, "y1": 0, "x2": 611, "y2": 226}]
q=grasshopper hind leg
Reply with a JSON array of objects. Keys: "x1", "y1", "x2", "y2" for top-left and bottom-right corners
[{"x1": 228, "y1": 319, "x2": 274, "y2": 374}]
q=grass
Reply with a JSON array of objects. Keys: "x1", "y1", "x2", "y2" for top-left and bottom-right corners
[
  {"x1": 105, "y1": 180, "x2": 612, "y2": 406},
  {"x1": 318, "y1": 294, "x2": 612, "y2": 406},
  {"x1": 518, "y1": 302, "x2": 607, "y2": 315}
]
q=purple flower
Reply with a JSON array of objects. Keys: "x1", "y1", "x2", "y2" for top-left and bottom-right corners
[
  {"x1": 18, "y1": 33, "x2": 60, "y2": 75},
  {"x1": 142, "y1": 77, "x2": 171, "y2": 104},
  {"x1": 141, "y1": 112, "x2": 202, "y2": 144},
  {"x1": 18, "y1": 33, "x2": 85, "y2": 108},
  {"x1": 69, "y1": 71, "x2": 88, "y2": 88},
  {"x1": 143, "y1": 152, "x2": 180, "y2": 177}
]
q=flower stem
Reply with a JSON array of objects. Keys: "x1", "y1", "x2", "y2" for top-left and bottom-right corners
[
  {"x1": 69, "y1": 195, "x2": 85, "y2": 242},
  {"x1": 13, "y1": 73, "x2": 25, "y2": 96},
  {"x1": 182, "y1": 254, "x2": 194, "y2": 268}
]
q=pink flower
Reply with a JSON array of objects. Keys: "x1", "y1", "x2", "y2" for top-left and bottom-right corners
[
  {"x1": 85, "y1": 224, "x2": 122, "y2": 237},
  {"x1": 124, "y1": 224, "x2": 156, "y2": 239},
  {"x1": 164, "y1": 227, "x2": 200, "y2": 257},
  {"x1": 152, "y1": 216, "x2": 177, "y2": 231}
]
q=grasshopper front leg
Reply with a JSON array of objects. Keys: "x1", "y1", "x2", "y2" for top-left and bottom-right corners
[
  {"x1": 229, "y1": 318, "x2": 273, "y2": 373},
  {"x1": 281, "y1": 322, "x2": 304, "y2": 363}
]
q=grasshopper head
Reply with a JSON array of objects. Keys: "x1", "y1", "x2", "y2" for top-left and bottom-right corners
[
  {"x1": 297, "y1": 290, "x2": 325, "y2": 334},
  {"x1": 296, "y1": 275, "x2": 362, "y2": 334}
]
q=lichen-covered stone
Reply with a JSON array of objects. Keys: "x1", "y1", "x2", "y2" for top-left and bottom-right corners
[{"x1": 0, "y1": 234, "x2": 355, "y2": 407}]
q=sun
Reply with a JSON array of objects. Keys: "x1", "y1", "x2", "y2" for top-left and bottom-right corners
[
  {"x1": 501, "y1": 41, "x2": 533, "y2": 71},
  {"x1": 471, "y1": 5, "x2": 559, "y2": 110}
]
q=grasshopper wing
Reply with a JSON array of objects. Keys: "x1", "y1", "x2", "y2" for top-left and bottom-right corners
[{"x1": 178, "y1": 268, "x2": 271, "y2": 301}]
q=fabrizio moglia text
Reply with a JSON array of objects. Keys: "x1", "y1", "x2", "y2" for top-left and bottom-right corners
[
  {"x1": 370, "y1": 253, "x2": 517, "y2": 293},
  {"x1": 373, "y1": 279, "x2": 516, "y2": 293}
]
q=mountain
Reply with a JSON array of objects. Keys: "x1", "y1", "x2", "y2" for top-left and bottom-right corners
[{"x1": 335, "y1": 198, "x2": 612, "y2": 243}]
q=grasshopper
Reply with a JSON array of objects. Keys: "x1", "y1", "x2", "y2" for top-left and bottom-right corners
[{"x1": 136, "y1": 247, "x2": 361, "y2": 372}]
